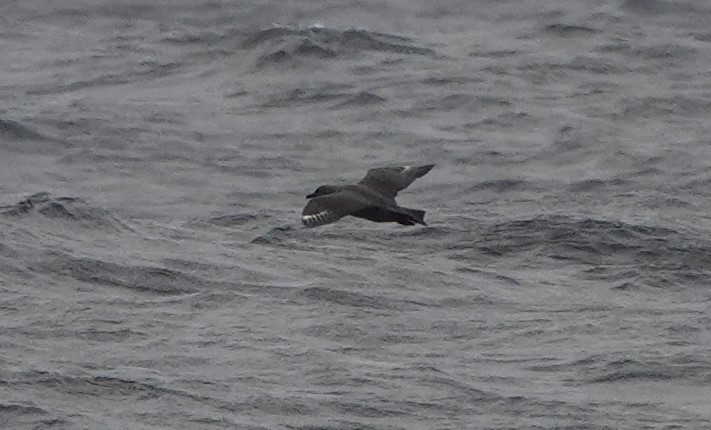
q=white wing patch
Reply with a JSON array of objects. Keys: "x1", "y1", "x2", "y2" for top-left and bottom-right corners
[{"x1": 302, "y1": 210, "x2": 334, "y2": 227}]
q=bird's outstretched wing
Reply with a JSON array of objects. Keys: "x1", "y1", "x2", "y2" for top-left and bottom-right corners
[
  {"x1": 358, "y1": 164, "x2": 434, "y2": 198},
  {"x1": 301, "y1": 191, "x2": 371, "y2": 228}
]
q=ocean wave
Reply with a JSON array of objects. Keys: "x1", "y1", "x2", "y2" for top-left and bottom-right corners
[
  {"x1": 201, "y1": 212, "x2": 258, "y2": 227},
  {"x1": 1, "y1": 192, "x2": 130, "y2": 231},
  {"x1": 241, "y1": 25, "x2": 436, "y2": 70},
  {"x1": 587, "y1": 358, "x2": 687, "y2": 383},
  {"x1": 0, "y1": 118, "x2": 49, "y2": 141},
  {"x1": 299, "y1": 285, "x2": 415, "y2": 310},
  {"x1": 450, "y1": 215, "x2": 711, "y2": 287},
  {"x1": 0, "y1": 118, "x2": 71, "y2": 154},
  {"x1": 333, "y1": 91, "x2": 387, "y2": 108},
  {"x1": 26, "y1": 61, "x2": 181, "y2": 95},
  {"x1": 566, "y1": 178, "x2": 629, "y2": 192},
  {"x1": 251, "y1": 225, "x2": 296, "y2": 245},
  {"x1": 467, "y1": 178, "x2": 531, "y2": 193},
  {"x1": 619, "y1": 95, "x2": 711, "y2": 119},
  {"x1": 32, "y1": 252, "x2": 201, "y2": 295},
  {"x1": 260, "y1": 86, "x2": 349, "y2": 108},
  {"x1": 542, "y1": 23, "x2": 602, "y2": 38}
]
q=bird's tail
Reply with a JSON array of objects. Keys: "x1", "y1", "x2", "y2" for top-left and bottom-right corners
[{"x1": 402, "y1": 207, "x2": 427, "y2": 226}]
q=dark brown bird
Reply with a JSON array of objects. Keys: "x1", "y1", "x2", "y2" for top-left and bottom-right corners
[{"x1": 302, "y1": 164, "x2": 434, "y2": 228}]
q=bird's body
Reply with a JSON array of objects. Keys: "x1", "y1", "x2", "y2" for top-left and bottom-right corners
[{"x1": 302, "y1": 164, "x2": 434, "y2": 228}]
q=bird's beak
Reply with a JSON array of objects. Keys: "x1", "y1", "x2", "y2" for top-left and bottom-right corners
[{"x1": 306, "y1": 193, "x2": 315, "y2": 199}]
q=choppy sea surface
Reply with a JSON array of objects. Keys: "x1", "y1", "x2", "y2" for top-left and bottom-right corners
[{"x1": 2, "y1": 1, "x2": 711, "y2": 428}]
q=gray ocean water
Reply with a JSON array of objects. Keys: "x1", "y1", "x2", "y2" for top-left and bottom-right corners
[{"x1": 2, "y1": 0, "x2": 711, "y2": 428}]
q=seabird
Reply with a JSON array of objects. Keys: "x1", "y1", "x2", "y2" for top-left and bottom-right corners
[{"x1": 302, "y1": 164, "x2": 434, "y2": 228}]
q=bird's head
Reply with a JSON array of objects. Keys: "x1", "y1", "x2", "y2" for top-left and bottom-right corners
[{"x1": 306, "y1": 185, "x2": 339, "y2": 199}]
